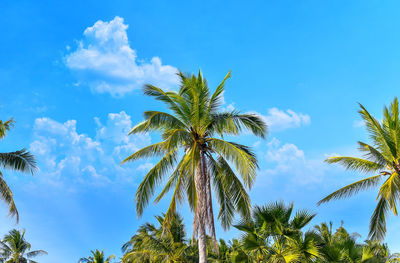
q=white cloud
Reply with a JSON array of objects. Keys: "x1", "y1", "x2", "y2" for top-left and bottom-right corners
[
  {"x1": 262, "y1": 108, "x2": 310, "y2": 132},
  {"x1": 261, "y1": 138, "x2": 326, "y2": 185},
  {"x1": 95, "y1": 111, "x2": 151, "y2": 156},
  {"x1": 30, "y1": 112, "x2": 151, "y2": 187},
  {"x1": 65, "y1": 16, "x2": 179, "y2": 97},
  {"x1": 266, "y1": 138, "x2": 304, "y2": 164}
]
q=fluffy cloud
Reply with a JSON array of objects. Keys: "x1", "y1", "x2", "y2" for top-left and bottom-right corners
[
  {"x1": 262, "y1": 108, "x2": 310, "y2": 132},
  {"x1": 30, "y1": 111, "x2": 150, "y2": 187},
  {"x1": 262, "y1": 138, "x2": 326, "y2": 185},
  {"x1": 65, "y1": 16, "x2": 179, "y2": 97}
]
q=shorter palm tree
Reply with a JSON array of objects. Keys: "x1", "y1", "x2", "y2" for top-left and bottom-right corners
[
  {"x1": 79, "y1": 250, "x2": 115, "y2": 263},
  {"x1": 122, "y1": 213, "x2": 191, "y2": 263},
  {"x1": 234, "y1": 201, "x2": 322, "y2": 262},
  {"x1": 313, "y1": 222, "x2": 400, "y2": 263},
  {"x1": 0, "y1": 229, "x2": 47, "y2": 263}
]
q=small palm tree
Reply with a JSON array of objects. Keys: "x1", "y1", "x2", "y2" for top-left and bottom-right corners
[
  {"x1": 312, "y1": 222, "x2": 400, "y2": 263},
  {"x1": 0, "y1": 229, "x2": 47, "y2": 263},
  {"x1": 122, "y1": 213, "x2": 191, "y2": 263},
  {"x1": 122, "y1": 71, "x2": 267, "y2": 262},
  {"x1": 79, "y1": 250, "x2": 115, "y2": 263},
  {"x1": 0, "y1": 117, "x2": 36, "y2": 222},
  {"x1": 234, "y1": 201, "x2": 322, "y2": 262},
  {"x1": 319, "y1": 97, "x2": 400, "y2": 240}
]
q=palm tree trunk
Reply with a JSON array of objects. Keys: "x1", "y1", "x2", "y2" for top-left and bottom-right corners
[
  {"x1": 205, "y1": 165, "x2": 218, "y2": 253},
  {"x1": 195, "y1": 152, "x2": 208, "y2": 263},
  {"x1": 192, "y1": 205, "x2": 198, "y2": 243}
]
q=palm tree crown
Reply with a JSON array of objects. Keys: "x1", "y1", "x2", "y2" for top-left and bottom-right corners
[
  {"x1": 0, "y1": 229, "x2": 47, "y2": 263},
  {"x1": 319, "y1": 97, "x2": 400, "y2": 241},
  {"x1": 122, "y1": 71, "x2": 267, "y2": 262},
  {"x1": 0, "y1": 117, "x2": 36, "y2": 222},
  {"x1": 234, "y1": 201, "x2": 321, "y2": 262},
  {"x1": 121, "y1": 213, "x2": 192, "y2": 263},
  {"x1": 79, "y1": 250, "x2": 115, "y2": 263}
]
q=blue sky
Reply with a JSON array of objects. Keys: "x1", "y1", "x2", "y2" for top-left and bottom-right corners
[{"x1": 2, "y1": 0, "x2": 400, "y2": 262}]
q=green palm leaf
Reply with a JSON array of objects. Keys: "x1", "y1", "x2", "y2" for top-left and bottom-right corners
[
  {"x1": 325, "y1": 156, "x2": 384, "y2": 173},
  {"x1": 321, "y1": 97, "x2": 400, "y2": 241},
  {"x1": 0, "y1": 149, "x2": 37, "y2": 174},
  {"x1": 318, "y1": 174, "x2": 383, "y2": 205}
]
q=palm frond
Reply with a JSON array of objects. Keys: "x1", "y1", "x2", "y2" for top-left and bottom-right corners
[
  {"x1": 325, "y1": 156, "x2": 384, "y2": 173},
  {"x1": 208, "y1": 156, "x2": 235, "y2": 230},
  {"x1": 129, "y1": 111, "x2": 186, "y2": 135},
  {"x1": 378, "y1": 172, "x2": 400, "y2": 216},
  {"x1": 291, "y1": 210, "x2": 316, "y2": 230},
  {"x1": 207, "y1": 71, "x2": 231, "y2": 114},
  {"x1": 0, "y1": 172, "x2": 18, "y2": 222},
  {"x1": 0, "y1": 149, "x2": 37, "y2": 174},
  {"x1": 135, "y1": 149, "x2": 178, "y2": 216},
  {"x1": 26, "y1": 250, "x2": 47, "y2": 258},
  {"x1": 358, "y1": 141, "x2": 390, "y2": 167},
  {"x1": 143, "y1": 85, "x2": 189, "y2": 123},
  {"x1": 359, "y1": 103, "x2": 397, "y2": 159},
  {"x1": 121, "y1": 142, "x2": 167, "y2": 163},
  {"x1": 207, "y1": 112, "x2": 267, "y2": 139},
  {"x1": 369, "y1": 197, "x2": 389, "y2": 241},
  {"x1": 209, "y1": 139, "x2": 258, "y2": 188},
  {"x1": 0, "y1": 118, "x2": 14, "y2": 139},
  {"x1": 318, "y1": 174, "x2": 383, "y2": 205}
]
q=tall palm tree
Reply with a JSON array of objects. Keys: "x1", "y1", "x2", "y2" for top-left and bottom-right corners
[
  {"x1": 122, "y1": 71, "x2": 267, "y2": 262},
  {"x1": 0, "y1": 229, "x2": 47, "y2": 263},
  {"x1": 79, "y1": 250, "x2": 115, "y2": 263},
  {"x1": 319, "y1": 97, "x2": 400, "y2": 241},
  {"x1": 0, "y1": 117, "x2": 36, "y2": 222}
]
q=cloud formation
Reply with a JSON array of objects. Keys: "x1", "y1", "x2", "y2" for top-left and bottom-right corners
[
  {"x1": 262, "y1": 108, "x2": 310, "y2": 132},
  {"x1": 30, "y1": 111, "x2": 150, "y2": 187},
  {"x1": 65, "y1": 16, "x2": 179, "y2": 97},
  {"x1": 261, "y1": 138, "x2": 326, "y2": 185}
]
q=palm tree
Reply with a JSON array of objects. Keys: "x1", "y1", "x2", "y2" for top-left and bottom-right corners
[
  {"x1": 79, "y1": 250, "x2": 115, "y2": 263},
  {"x1": 0, "y1": 117, "x2": 36, "y2": 222},
  {"x1": 234, "y1": 201, "x2": 322, "y2": 262},
  {"x1": 312, "y1": 222, "x2": 400, "y2": 263},
  {"x1": 229, "y1": 239, "x2": 252, "y2": 263},
  {"x1": 122, "y1": 213, "x2": 193, "y2": 263},
  {"x1": 0, "y1": 229, "x2": 47, "y2": 263},
  {"x1": 122, "y1": 71, "x2": 267, "y2": 262},
  {"x1": 319, "y1": 97, "x2": 400, "y2": 241}
]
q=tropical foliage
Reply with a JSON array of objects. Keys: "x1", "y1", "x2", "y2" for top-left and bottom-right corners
[
  {"x1": 79, "y1": 249, "x2": 115, "y2": 263},
  {"x1": 320, "y1": 97, "x2": 400, "y2": 241},
  {"x1": 120, "y1": 202, "x2": 400, "y2": 263},
  {"x1": 0, "y1": 117, "x2": 36, "y2": 222},
  {"x1": 5, "y1": 70, "x2": 400, "y2": 263},
  {"x1": 122, "y1": 71, "x2": 267, "y2": 262},
  {"x1": 233, "y1": 201, "x2": 321, "y2": 262},
  {"x1": 121, "y1": 213, "x2": 197, "y2": 263},
  {"x1": 0, "y1": 229, "x2": 47, "y2": 263}
]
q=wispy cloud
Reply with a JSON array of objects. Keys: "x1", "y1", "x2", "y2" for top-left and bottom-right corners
[
  {"x1": 65, "y1": 16, "x2": 179, "y2": 97},
  {"x1": 260, "y1": 138, "x2": 327, "y2": 186},
  {"x1": 353, "y1": 119, "x2": 365, "y2": 128},
  {"x1": 261, "y1": 108, "x2": 310, "y2": 132}
]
